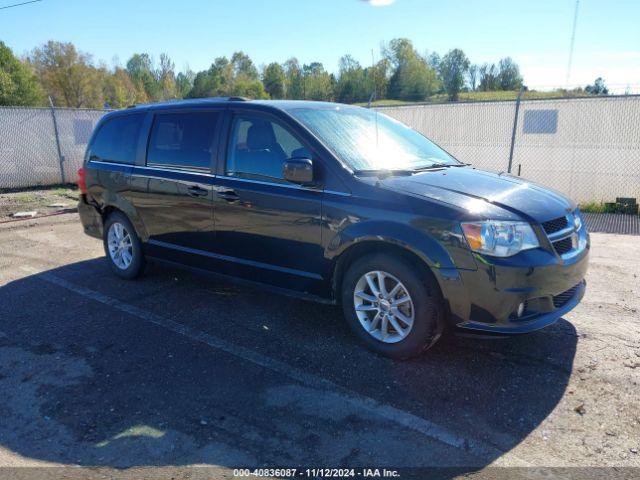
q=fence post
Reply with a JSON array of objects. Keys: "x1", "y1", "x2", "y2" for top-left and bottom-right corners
[
  {"x1": 48, "y1": 96, "x2": 66, "y2": 184},
  {"x1": 507, "y1": 86, "x2": 525, "y2": 173}
]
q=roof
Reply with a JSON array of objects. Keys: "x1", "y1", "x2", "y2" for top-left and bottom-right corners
[{"x1": 118, "y1": 98, "x2": 357, "y2": 113}]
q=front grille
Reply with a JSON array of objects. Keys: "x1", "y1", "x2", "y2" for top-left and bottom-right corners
[
  {"x1": 553, "y1": 283, "x2": 581, "y2": 308},
  {"x1": 552, "y1": 236, "x2": 573, "y2": 255},
  {"x1": 542, "y1": 216, "x2": 569, "y2": 234}
]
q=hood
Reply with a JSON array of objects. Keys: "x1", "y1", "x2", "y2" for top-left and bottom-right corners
[{"x1": 378, "y1": 167, "x2": 576, "y2": 222}]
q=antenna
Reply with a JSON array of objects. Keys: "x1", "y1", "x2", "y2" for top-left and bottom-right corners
[
  {"x1": 367, "y1": 49, "x2": 377, "y2": 108},
  {"x1": 565, "y1": 0, "x2": 580, "y2": 87}
]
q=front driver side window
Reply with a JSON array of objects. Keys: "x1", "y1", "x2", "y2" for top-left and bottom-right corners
[{"x1": 226, "y1": 115, "x2": 308, "y2": 181}]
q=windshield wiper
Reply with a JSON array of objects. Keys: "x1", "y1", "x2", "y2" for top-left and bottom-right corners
[
  {"x1": 412, "y1": 164, "x2": 449, "y2": 171},
  {"x1": 413, "y1": 162, "x2": 469, "y2": 171},
  {"x1": 353, "y1": 169, "x2": 415, "y2": 177},
  {"x1": 354, "y1": 163, "x2": 468, "y2": 177}
]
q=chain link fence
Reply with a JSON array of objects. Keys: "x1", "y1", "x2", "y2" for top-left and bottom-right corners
[
  {"x1": 0, "y1": 106, "x2": 109, "y2": 190},
  {"x1": 377, "y1": 94, "x2": 640, "y2": 204},
  {"x1": 1, "y1": 97, "x2": 639, "y2": 205}
]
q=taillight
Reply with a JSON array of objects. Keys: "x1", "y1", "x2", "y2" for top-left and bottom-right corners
[{"x1": 77, "y1": 167, "x2": 87, "y2": 194}]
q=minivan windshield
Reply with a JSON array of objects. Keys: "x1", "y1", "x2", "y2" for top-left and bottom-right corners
[{"x1": 289, "y1": 106, "x2": 459, "y2": 172}]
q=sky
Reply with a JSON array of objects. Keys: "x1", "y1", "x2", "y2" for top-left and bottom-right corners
[{"x1": 1, "y1": 0, "x2": 639, "y2": 91}]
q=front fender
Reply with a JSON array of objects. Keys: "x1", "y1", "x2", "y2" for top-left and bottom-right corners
[
  {"x1": 325, "y1": 220, "x2": 475, "y2": 324},
  {"x1": 325, "y1": 220, "x2": 458, "y2": 270}
]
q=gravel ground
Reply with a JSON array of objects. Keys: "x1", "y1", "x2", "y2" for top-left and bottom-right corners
[{"x1": 0, "y1": 214, "x2": 638, "y2": 479}]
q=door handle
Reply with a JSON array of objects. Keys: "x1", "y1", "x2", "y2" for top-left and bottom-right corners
[
  {"x1": 217, "y1": 190, "x2": 240, "y2": 202},
  {"x1": 187, "y1": 185, "x2": 208, "y2": 197}
]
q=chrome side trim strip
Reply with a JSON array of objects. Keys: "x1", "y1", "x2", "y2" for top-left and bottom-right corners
[
  {"x1": 89, "y1": 160, "x2": 352, "y2": 196},
  {"x1": 141, "y1": 164, "x2": 215, "y2": 176},
  {"x1": 215, "y1": 175, "x2": 320, "y2": 192},
  {"x1": 547, "y1": 226, "x2": 576, "y2": 242},
  {"x1": 88, "y1": 160, "x2": 215, "y2": 177}
]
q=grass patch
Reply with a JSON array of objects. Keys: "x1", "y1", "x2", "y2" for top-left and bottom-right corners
[
  {"x1": 579, "y1": 201, "x2": 639, "y2": 215},
  {"x1": 579, "y1": 202, "x2": 608, "y2": 213},
  {"x1": 357, "y1": 89, "x2": 597, "y2": 107},
  {"x1": 52, "y1": 187, "x2": 79, "y2": 201}
]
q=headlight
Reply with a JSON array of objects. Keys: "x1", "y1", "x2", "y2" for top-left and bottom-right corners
[
  {"x1": 461, "y1": 221, "x2": 540, "y2": 257},
  {"x1": 573, "y1": 210, "x2": 582, "y2": 231}
]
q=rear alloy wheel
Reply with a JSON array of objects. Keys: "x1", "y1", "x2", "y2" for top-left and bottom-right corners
[
  {"x1": 103, "y1": 212, "x2": 145, "y2": 279},
  {"x1": 107, "y1": 222, "x2": 133, "y2": 270},
  {"x1": 342, "y1": 253, "x2": 444, "y2": 359}
]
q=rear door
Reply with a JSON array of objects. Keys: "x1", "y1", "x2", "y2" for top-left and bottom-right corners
[{"x1": 131, "y1": 108, "x2": 222, "y2": 259}]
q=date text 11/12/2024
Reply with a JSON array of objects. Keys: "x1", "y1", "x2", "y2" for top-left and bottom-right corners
[{"x1": 233, "y1": 468, "x2": 400, "y2": 478}]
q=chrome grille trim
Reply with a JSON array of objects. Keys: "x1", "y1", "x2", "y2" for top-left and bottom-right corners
[
  {"x1": 542, "y1": 216, "x2": 569, "y2": 234},
  {"x1": 541, "y1": 211, "x2": 583, "y2": 257}
]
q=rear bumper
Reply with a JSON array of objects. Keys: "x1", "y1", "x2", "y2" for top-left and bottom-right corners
[{"x1": 78, "y1": 196, "x2": 103, "y2": 239}]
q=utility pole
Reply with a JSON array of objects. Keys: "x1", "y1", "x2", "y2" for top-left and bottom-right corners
[
  {"x1": 565, "y1": 0, "x2": 580, "y2": 87},
  {"x1": 48, "y1": 96, "x2": 66, "y2": 184}
]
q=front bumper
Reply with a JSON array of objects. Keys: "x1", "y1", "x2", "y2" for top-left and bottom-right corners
[
  {"x1": 436, "y1": 237, "x2": 590, "y2": 334},
  {"x1": 456, "y1": 279, "x2": 586, "y2": 334}
]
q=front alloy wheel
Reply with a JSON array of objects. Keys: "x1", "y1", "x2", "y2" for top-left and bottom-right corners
[
  {"x1": 353, "y1": 271, "x2": 415, "y2": 343},
  {"x1": 342, "y1": 253, "x2": 444, "y2": 359}
]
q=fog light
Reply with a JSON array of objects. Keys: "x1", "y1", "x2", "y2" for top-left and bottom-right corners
[{"x1": 517, "y1": 302, "x2": 525, "y2": 318}]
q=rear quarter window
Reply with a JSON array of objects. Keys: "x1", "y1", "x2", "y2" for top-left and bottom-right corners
[{"x1": 88, "y1": 113, "x2": 143, "y2": 164}]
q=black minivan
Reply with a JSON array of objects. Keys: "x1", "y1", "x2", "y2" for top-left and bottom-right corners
[{"x1": 78, "y1": 98, "x2": 589, "y2": 358}]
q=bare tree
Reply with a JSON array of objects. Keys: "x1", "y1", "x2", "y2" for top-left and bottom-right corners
[{"x1": 467, "y1": 64, "x2": 479, "y2": 91}]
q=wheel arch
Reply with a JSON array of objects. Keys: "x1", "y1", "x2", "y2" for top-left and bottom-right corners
[
  {"x1": 331, "y1": 239, "x2": 446, "y2": 306},
  {"x1": 98, "y1": 194, "x2": 148, "y2": 241}
]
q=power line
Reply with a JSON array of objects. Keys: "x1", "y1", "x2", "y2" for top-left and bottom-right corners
[
  {"x1": 0, "y1": 0, "x2": 42, "y2": 11},
  {"x1": 565, "y1": 0, "x2": 580, "y2": 86}
]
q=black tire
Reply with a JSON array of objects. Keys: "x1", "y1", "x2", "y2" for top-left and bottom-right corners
[
  {"x1": 341, "y1": 253, "x2": 444, "y2": 359},
  {"x1": 103, "y1": 211, "x2": 145, "y2": 280}
]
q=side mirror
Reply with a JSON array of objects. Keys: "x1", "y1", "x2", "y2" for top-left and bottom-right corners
[{"x1": 283, "y1": 158, "x2": 314, "y2": 185}]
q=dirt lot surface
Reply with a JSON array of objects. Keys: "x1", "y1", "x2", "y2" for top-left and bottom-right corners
[
  {"x1": 0, "y1": 186, "x2": 78, "y2": 221},
  {"x1": 0, "y1": 214, "x2": 638, "y2": 479}
]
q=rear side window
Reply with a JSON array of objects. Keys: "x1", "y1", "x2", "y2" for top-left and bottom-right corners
[
  {"x1": 147, "y1": 112, "x2": 220, "y2": 170},
  {"x1": 89, "y1": 114, "x2": 143, "y2": 164}
]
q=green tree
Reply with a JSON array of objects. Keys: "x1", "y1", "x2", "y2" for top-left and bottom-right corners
[
  {"x1": 176, "y1": 69, "x2": 195, "y2": 98},
  {"x1": 497, "y1": 57, "x2": 523, "y2": 90},
  {"x1": 29, "y1": 41, "x2": 102, "y2": 107},
  {"x1": 336, "y1": 55, "x2": 368, "y2": 103},
  {"x1": 364, "y1": 58, "x2": 389, "y2": 101},
  {"x1": 0, "y1": 41, "x2": 43, "y2": 106},
  {"x1": 283, "y1": 57, "x2": 304, "y2": 99},
  {"x1": 263, "y1": 62, "x2": 286, "y2": 99},
  {"x1": 478, "y1": 63, "x2": 499, "y2": 91},
  {"x1": 384, "y1": 38, "x2": 439, "y2": 101},
  {"x1": 102, "y1": 67, "x2": 142, "y2": 108},
  {"x1": 188, "y1": 57, "x2": 232, "y2": 98},
  {"x1": 439, "y1": 48, "x2": 470, "y2": 101},
  {"x1": 585, "y1": 77, "x2": 608, "y2": 95},
  {"x1": 302, "y1": 62, "x2": 334, "y2": 101},
  {"x1": 157, "y1": 53, "x2": 177, "y2": 100},
  {"x1": 231, "y1": 51, "x2": 259, "y2": 81},
  {"x1": 188, "y1": 54, "x2": 266, "y2": 99},
  {"x1": 126, "y1": 53, "x2": 160, "y2": 101}
]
